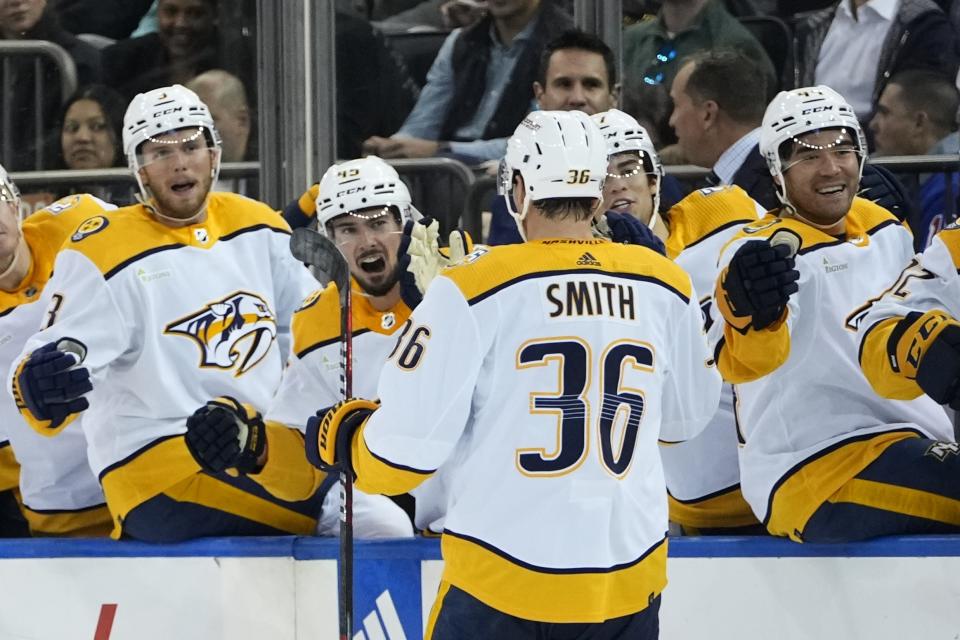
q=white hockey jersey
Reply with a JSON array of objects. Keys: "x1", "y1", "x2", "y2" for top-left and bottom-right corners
[
  {"x1": 349, "y1": 239, "x2": 721, "y2": 623},
  {"x1": 8, "y1": 193, "x2": 316, "y2": 535},
  {"x1": 0, "y1": 195, "x2": 114, "y2": 535},
  {"x1": 710, "y1": 199, "x2": 953, "y2": 540},
  {"x1": 660, "y1": 186, "x2": 763, "y2": 529},
  {"x1": 858, "y1": 225, "x2": 960, "y2": 400}
]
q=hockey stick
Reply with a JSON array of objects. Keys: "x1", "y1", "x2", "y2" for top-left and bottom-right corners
[{"x1": 290, "y1": 227, "x2": 354, "y2": 640}]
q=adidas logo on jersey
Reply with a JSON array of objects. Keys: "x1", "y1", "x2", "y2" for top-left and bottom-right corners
[
  {"x1": 576, "y1": 252, "x2": 601, "y2": 267},
  {"x1": 354, "y1": 590, "x2": 407, "y2": 640}
]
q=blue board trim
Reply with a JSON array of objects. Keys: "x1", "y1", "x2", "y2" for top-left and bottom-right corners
[{"x1": 2, "y1": 535, "x2": 960, "y2": 560}]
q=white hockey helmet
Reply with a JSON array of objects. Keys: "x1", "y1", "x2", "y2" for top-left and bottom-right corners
[
  {"x1": 760, "y1": 85, "x2": 866, "y2": 205},
  {"x1": 591, "y1": 108, "x2": 663, "y2": 228},
  {"x1": 0, "y1": 162, "x2": 20, "y2": 207},
  {"x1": 499, "y1": 110, "x2": 607, "y2": 238},
  {"x1": 315, "y1": 156, "x2": 419, "y2": 236},
  {"x1": 122, "y1": 84, "x2": 222, "y2": 204}
]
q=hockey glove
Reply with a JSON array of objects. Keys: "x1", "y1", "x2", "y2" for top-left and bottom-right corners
[
  {"x1": 886, "y1": 311, "x2": 960, "y2": 410},
  {"x1": 13, "y1": 340, "x2": 91, "y2": 431},
  {"x1": 717, "y1": 240, "x2": 799, "y2": 332},
  {"x1": 281, "y1": 183, "x2": 321, "y2": 230},
  {"x1": 397, "y1": 217, "x2": 472, "y2": 308},
  {"x1": 185, "y1": 396, "x2": 267, "y2": 474},
  {"x1": 305, "y1": 398, "x2": 379, "y2": 473},
  {"x1": 859, "y1": 165, "x2": 913, "y2": 223},
  {"x1": 597, "y1": 211, "x2": 666, "y2": 255}
]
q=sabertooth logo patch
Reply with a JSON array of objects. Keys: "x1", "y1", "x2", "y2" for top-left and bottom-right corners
[
  {"x1": 925, "y1": 441, "x2": 960, "y2": 462},
  {"x1": 165, "y1": 291, "x2": 277, "y2": 376}
]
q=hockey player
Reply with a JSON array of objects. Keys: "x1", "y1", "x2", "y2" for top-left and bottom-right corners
[
  {"x1": 593, "y1": 108, "x2": 765, "y2": 533},
  {"x1": 310, "y1": 110, "x2": 721, "y2": 638},
  {"x1": 263, "y1": 155, "x2": 470, "y2": 537},
  {"x1": 8, "y1": 85, "x2": 323, "y2": 542},
  {"x1": 0, "y1": 167, "x2": 114, "y2": 537},
  {"x1": 710, "y1": 86, "x2": 956, "y2": 543}
]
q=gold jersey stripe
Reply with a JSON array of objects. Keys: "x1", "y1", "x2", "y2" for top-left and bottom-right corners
[
  {"x1": 22, "y1": 503, "x2": 112, "y2": 537},
  {"x1": 668, "y1": 485, "x2": 759, "y2": 529},
  {"x1": 766, "y1": 430, "x2": 920, "y2": 540},
  {"x1": 0, "y1": 444, "x2": 19, "y2": 492},
  {"x1": 440, "y1": 531, "x2": 667, "y2": 623}
]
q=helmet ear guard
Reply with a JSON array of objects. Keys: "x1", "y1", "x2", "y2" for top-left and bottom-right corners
[{"x1": 502, "y1": 111, "x2": 608, "y2": 240}]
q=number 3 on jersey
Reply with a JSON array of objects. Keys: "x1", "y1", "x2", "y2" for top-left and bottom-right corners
[{"x1": 516, "y1": 337, "x2": 652, "y2": 479}]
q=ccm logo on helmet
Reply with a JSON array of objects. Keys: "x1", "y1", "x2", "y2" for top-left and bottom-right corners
[
  {"x1": 801, "y1": 106, "x2": 835, "y2": 115},
  {"x1": 336, "y1": 186, "x2": 367, "y2": 197},
  {"x1": 152, "y1": 106, "x2": 184, "y2": 117}
]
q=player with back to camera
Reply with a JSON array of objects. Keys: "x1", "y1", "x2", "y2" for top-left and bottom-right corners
[
  {"x1": 9, "y1": 85, "x2": 327, "y2": 542},
  {"x1": 593, "y1": 108, "x2": 767, "y2": 533},
  {"x1": 710, "y1": 85, "x2": 959, "y2": 542},
  {"x1": 308, "y1": 110, "x2": 721, "y2": 639}
]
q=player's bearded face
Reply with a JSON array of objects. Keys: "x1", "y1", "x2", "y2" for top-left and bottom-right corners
[
  {"x1": 138, "y1": 127, "x2": 217, "y2": 220},
  {"x1": 781, "y1": 129, "x2": 859, "y2": 227},
  {"x1": 329, "y1": 208, "x2": 404, "y2": 297},
  {"x1": 602, "y1": 152, "x2": 656, "y2": 225}
]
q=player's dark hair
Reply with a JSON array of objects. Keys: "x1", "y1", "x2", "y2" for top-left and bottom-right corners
[
  {"x1": 538, "y1": 30, "x2": 616, "y2": 88},
  {"x1": 682, "y1": 49, "x2": 766, "y2": 126},
  {"x1": 535, "y1": 197, "x2": 599, "y2": 221}
]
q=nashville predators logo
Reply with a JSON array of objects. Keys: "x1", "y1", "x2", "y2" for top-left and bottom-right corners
[
  {"x1": 71, "y1": 215, "x2": 109, "y2": 242},
  {"x1": 164, "y1": 291, "x2": 277, "y2": 376}
]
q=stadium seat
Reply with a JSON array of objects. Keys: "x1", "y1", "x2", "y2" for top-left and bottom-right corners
[
  {"x1": 739, "y1": 15, "x2": 793, "y2": 93},
  {"x1": 381, "y1": 28, "x2": 451, "y2": 89}
]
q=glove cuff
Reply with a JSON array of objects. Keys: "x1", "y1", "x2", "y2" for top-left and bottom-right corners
[{"x1": 888, "y1": 310, "x2": 960, "y2": 379}]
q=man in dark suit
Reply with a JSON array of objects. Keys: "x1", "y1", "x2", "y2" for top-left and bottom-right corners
[{"x1": 668, "y1": 48, "x2": 914, "y2": 219}]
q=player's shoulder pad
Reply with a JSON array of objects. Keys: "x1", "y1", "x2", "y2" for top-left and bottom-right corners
[
  {"x1": 443, "y1": 240, "x2": 692, "y2": 304},
  {"x1": 292, "y1": 281, "x2": 343, "y2": 358},
  {"x1": 208, "y1": 192, "x2": 292, "y2": 233},
  {"x1": 931, "y1": 222, "x2": 960, "y2": 269},
  {"x1": 666, "y1": 185, "x2": 760, "y2": 258},
  {"x1": 847, "y1": 196, "x2": 902, "y2": 234}
]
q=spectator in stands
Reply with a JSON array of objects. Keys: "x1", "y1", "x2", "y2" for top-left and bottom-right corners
[
  {"x1": 362, "y1": 0, "x2": 573, "y2": 164},
  {"x1": 870, "y1": 69, "x2": 960, "y2": 249},
  {"x1": 53, "y1": 0, "x2": 154, "y2": 40},
  {"x1": 792, "y1": 0, "x2": 959, "y2": 121},
  {"x1": 380, "y1": 0, "x2": 487, "y2": 29},
  {"x1": 336, "y1": 11, "x2": 420, "y2": 160},
  {"x1": 665, "y1": 50, "x2": 777, "y2": 209},
  {"x1": 532, "y1": 29, "x2": 617, "y2": 116},
  {"x1": 186, "y1": 69, "x2": 250, "y2": 162},
  {"x1": 0, "y1": 0, "x2": 101, "y2": 170},
  {"x1": 622, "y1": 0, "x2": 776, "y2": 135},
  {"x1": 102, "y1": 0, "x2": 254, "y2": 101},
  {"x1": 58, "y1": 84, "x2": 125, "y2": 170}
]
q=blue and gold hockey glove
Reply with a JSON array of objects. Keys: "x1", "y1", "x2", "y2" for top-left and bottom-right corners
[
  {"x1": 859, "y1": 165, "x2": 913, "y2": 223},
  {"x1": 397, "y1": 217, "x2": 472, "y2": 308},
  {"x1": 185, "y1": 396, "x2": 267, "y2": 474},
  {"x1": 887, "y1": 311, "x2": 960, "y2": 410},
  {"x1": 717, "y1": 240, "x2": 799, "y2": 332},
  {"x1": 598, "y1": 211, "x2": 666, "y2": 255},
  {"x1": 13, "y1": 339, "x2": 91, "y2": 431},
  {"x1": 305, "y1": 398, "x2": 379, "y2": 473},
  {"x1": 281, "y1": 183, "x2": 320, "y2": 230}
]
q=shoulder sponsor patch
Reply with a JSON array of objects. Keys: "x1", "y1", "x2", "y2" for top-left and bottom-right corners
[{"x1": 71, "y1": 215, "x2": 109, "y2": 242}]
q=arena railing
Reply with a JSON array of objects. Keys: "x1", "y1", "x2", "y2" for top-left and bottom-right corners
[
  {"x1": 461, "y1": 154, "x2": 960, "y2": 243},
  {"x1": 11, "y1": 158, "x2": 477, "y2": 232},
  {"x1": 0, "y1": 40, "x2": 78, "y2": 171}
]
